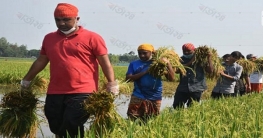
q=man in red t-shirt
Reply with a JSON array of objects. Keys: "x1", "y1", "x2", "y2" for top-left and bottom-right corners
[{"x1": 21, "y1": 3, "x2": 119, "y2": 138}]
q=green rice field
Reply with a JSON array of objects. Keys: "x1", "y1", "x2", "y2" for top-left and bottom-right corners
[{"x1": 1, "y1": 57, "x2": 263, "y2": 137}]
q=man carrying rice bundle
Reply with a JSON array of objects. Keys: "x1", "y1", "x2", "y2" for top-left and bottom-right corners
[
  {"x1": 20, "y1": 3, "x2": 119, "y2": 138},
  {"x1": 246, "y1": 54, "x2": 263, "y2": 93},
  {"x1": 173, "y1": 43, "x2": 214, "y2": 109},
  {"x1": 126, "y1": 43, "x2": 175, "y2": 122},
  {"x1": 211, "y1": 51, "x2": 243, "y2": 99}
]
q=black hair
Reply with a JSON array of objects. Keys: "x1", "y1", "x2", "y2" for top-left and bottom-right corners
[
  {"x1": 222, "y1": 54, "x2": 231, "y2": 59},
  {"x1": 230, "y1": 51, "x2": 242, "y2": 59}
]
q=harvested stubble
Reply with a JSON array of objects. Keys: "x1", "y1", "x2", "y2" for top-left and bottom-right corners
[
  {"x1": 0, "y1": 90, "x2": 38, "y2": 138},
  {"x1": 193, "y1": 45, "x2": 225, "y2": 80},
  {"x1": 236, "y1": 59, "x2": 257, "y2": 75},
  {"x1": 83, "y1": 91, "x2": 122, "y2": 137},
  {"x1": 148, "y1": 46, "x2": 186, "y2": 78}
]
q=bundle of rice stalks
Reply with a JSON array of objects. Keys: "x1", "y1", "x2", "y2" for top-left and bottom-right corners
[
  {"x1": 117, "y1": 79, "x2": 132, "y2": 95},
  {"x1": 193, "y1": 45, "x2": 225, "y2": 80},
  {"x1": 28, "y1": 75, "x2": 48, "y2": 92},
  {"x1": 0, "y1": 75, "x2": 45, "y2": 138},
  {"x1": 83, "y1": 91, "x2": 122, "y2": 137},
  {"x1": 0, "y1": 90, "x2": 39, "y2": 138},
  {"x1": 236, "y1": 59, "x2": 257, "y2": 75},
  {"x1": 254, "y1": 57, "x2": 263, "y2": 71},
  {"x1": 148, "y1": 46, "x2": 186, "y2": 78}
]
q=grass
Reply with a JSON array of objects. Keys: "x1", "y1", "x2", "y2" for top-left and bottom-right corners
[
  {"x1": 83, "y1": 93, "x2": 263, "y2": 138},
  {"x1": 1, "y1": 58, "x2": 263, "y2": 138}
]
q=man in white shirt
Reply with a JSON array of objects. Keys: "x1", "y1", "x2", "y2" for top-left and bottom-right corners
[{"x1": 246, "y1": 54, "x2": 263, "y2": 93}]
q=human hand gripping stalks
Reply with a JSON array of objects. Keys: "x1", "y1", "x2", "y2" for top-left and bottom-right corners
[
  {"x1": 148, "y1": 46, "x2": 186, "y2": 78},
  {"x1": 20, "y1": 75, "x2": 48, "y2": 94},
  {"x1": 193, "y1": 45, "x2": 225, "y2": 80},
  {"x1": 100, "y1": 77, "x2": 131, "y2": 95},
  {"x1": 0, "y1": 75, "x2": 47, "y2": 138}
]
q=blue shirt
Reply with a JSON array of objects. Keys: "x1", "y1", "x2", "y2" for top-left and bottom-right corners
[
  {"x1": 176, "y1": 56, "x2": 207, "y2": 93},
  {"x1": 126, "y1": 60, "x2": 162, "y2": 100}
]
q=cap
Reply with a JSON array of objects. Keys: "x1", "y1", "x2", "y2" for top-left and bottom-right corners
[
  {"x1": 182, "y1": 43, "x2": 195, "y2": 51},
  {"x1": 246, "y1": 54, "x2": 257, "y2": 59}
]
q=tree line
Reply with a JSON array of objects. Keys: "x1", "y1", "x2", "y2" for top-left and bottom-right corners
[
  {"x1": 0, "y1": 37, "x2": 138, "y2": 63},
  {"x1": 0, "y1": 37, "x2": 40, "y2": 58}
]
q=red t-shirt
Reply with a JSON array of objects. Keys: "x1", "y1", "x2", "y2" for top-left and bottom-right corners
[{"x1": 40, "y1": 26, "x2": 107, "y2": 94}]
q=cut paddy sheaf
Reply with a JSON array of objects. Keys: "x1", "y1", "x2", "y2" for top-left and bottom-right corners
[
  {"x1": 193, "y1": 45, "x2": 225, "y2": 81},
  {"x1": 85, "y1": 78, "x2": 128, "y2": 137},
  {"x1": 83, "y1": 90, "x2": 122, "y2": 137},
  {"x1": 0, "y1": 76, "x2": 46, "y2": 138},
  {"x1": 237, "y1": 57, "x2": 263, "y2": 75},
  {"x1": 148, "y1": 46, "x2": 186, "y2": 78},
  {"x1": 254, "y1": 57, "x2": 263, "y2": 71},
  {"x1": 236, "y1": 59, "x2": 257, "y2": 75}
]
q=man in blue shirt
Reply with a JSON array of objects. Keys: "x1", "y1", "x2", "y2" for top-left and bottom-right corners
[
  {"x1": 126, "y1": 43, "x2": 175, "y2": 121},
  {"x1": 173, "y1": 43, "x2": 214, "y2": 109}
]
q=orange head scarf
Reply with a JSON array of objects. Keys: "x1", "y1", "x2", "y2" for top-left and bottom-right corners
[
  {"x1": 54, "y1": 3, "x2": 78, "y2": 17},
  {"x1": 137, "y1": 43, "x2": 155, "y2": 52}
]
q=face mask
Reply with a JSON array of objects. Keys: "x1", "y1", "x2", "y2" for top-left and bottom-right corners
[
  {"x1": 183, "y1": 53, "x2": 193, "y2": 59},
  {"x1": 60, "y1": 20, "x2": 77, "y2": 35}
]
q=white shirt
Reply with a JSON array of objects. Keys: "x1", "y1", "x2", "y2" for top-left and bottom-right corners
[{"x1": 249, "y1": 71, "x2": 263, "y2": 83}]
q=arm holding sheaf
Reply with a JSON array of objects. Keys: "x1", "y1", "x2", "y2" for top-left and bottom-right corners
[
  {"x1": 175, "y1": 55, "x2": 194, "y2": 74},
  {"x1": 220, "y1": 65, "x2": 243, "y2": 81},
  {"x1": 205, "y1": 53, "x2": 214, "y2": 73},
  {"x1": 22, "y1": 55, "x2": 49, "y2": 81},
  {"x1": 97, "y1": 54, "x2": 119, "y2": 95},
  {"x1": 244, "y1": 73, "x2": 251, "y2": 92},
  {"x1": 21, "y1": 55, "x2": 49, "y2": 88},
  {"x1": 162, "y1": 58, "x2": 175, "y2": 81},
  {"x1": 125, "y1": 63, "x2": 148, "y2": 82},
  {"x1": 97, "y1": 54, "x2": 115, "y2": 82},
  {"x1": 126, "y1": 71, "x2": 148, "y2": 82}
]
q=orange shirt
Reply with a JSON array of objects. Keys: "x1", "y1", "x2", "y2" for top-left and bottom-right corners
[{"x1": 40, "y1": 26, "x2": 107, "y2": 94}]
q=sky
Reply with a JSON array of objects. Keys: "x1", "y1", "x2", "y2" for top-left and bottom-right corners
[{"x1": 0, "y1": 0, "x2": 263, "y2": 57}]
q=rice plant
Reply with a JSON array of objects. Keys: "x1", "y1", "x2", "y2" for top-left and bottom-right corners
[
  {"x1": 193, "y1": 45, "x2": 225, "y2": 80},
  {"x1": 148, "y1": 46, "x2": 186, "y2": 78}
]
